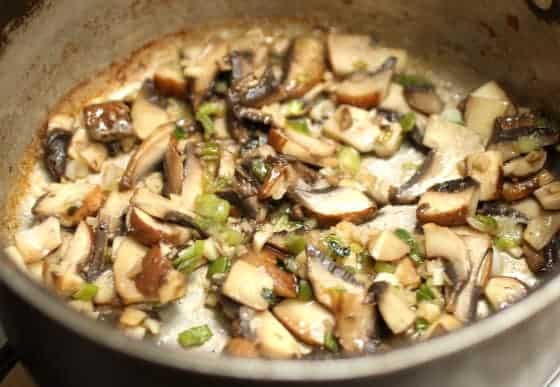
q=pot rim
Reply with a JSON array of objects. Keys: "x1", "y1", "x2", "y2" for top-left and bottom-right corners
[{"x1": 0, "y1": 255, "x2": 555, "y2": 381}]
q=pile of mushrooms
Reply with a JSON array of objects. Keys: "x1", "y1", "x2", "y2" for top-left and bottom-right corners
[{"x1": 6, "y1": 27, "x2": 560, "y2": 357}]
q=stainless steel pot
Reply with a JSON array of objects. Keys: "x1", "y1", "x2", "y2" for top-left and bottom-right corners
[{"x1": 1, "y1": 1, "x2": 560, "y2": 386}]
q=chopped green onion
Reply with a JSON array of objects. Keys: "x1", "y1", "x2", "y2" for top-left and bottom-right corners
[
  {"x1": 272, "y1": 214, "x2": 303, "y2": 234},
  {"x1": 285, "y1": 234, "x2": 306, "y2": 255},
  {"x1": 261, "y1": 288, "x2": 277, "y2": 304},
  {"x1": 416, "y1": 283, "x2": 436, "y2": 302},
  {"x1": 474, "y1": 214, "x2": 499, "y2": 234},
  {"x1": 415, "y1": 318, "x2": 430, "y2": 332},
  {"x1": 394, "y1": 228, "x2": 424, "y2": 263},
  {"x1": 178, "y1": 325, "x2": 213, "y2": 348},
  {"x1": 297, "y1": 280, "x2": 313, "y2": 301},
  {"x1": 324, "y1": 332, "x2": 339, "y2": 352},
  {"x1": 282, "y1": 257, "x2": 299, "y2": 273},
  {"x1": 73, "y1": 283, "x2": 99, "y2": 302},
  {"x1": 494, "y1": 236, "x2": 519, "y2": 251},
  {"x1": 324, "y1": 234, "x2": 351, "y2": 258},
  {"x1": 338, "y1": 146, "x2": 361, "y2": 176},
  {"x1": 284, "y1": 100, "x2": 305, "y2": 117},
  {"x1": 515, "y1": 136, "x2": 540, "y2": 153},
  {"x1": 399, "y1": 112, "x2": 416, "y2": 133},
  {"x1": 286, "y1": 119, "x2": 311, "y2": 135},
  {"x1": 220, "y1": 226, "x2": 244, "y2": 246},
  {"x1": 201, "y1": 142, "x2": 220, "y2": 161},
  {"x1": 196, "y1": 102, "x2": 225, "y2": 139},
  {"x1": 194, "y1": 194, "x2": 230, "y2": 224},
  {"x1": 174, "y1": 125, "x2": 187, "y2": 140},
  {"x1": 174, "y1": 240, "x2": 206, "y2": 274},
  {"x1": 374, "y1": 261, "x2": 395, "y2": 274},
  {"x1": 393, "y1": 73, "x2": 434, "y2": 89},
  {"x1": 207, "y1": 256, "x2": 231, "y2": 278},
  {"x1": 204, "y1": 176, "x2": 231, "y2": 193},
  {"x1": 251, "y1": 159, "x2": 270, "y2": 182}
]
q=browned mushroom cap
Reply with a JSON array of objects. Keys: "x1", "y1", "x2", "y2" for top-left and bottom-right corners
[
  {"x1": 44, "y1": 129, "x2": 72, "y2": 181},
  {"x1": 423, "y1": 223, "x2": 471, "y2": 284},
  {"x1": 492, "y1": 126, "x2": 560, "y2": 158},
  {"x1": 228, "y1": 66, "x2": 280, "y2": 109},
  {"x1": 534, "y1": 181, "x2": 560, "y2": 210},
  {"x1": 327, "y1": 33, "x2": 408, "y2": 77},
  {"x1": 466, "y1": 150, "x2": 503, "y2": 201},
  {"x1": 292, "y1": 187, "x2": 377, "y2": 227},
  {"x1": 190, "y1": 38, "x2": 229, "y2": 108},
  {"x1": 484, "y1": 276, "x2": 528, "y2": 310},
  {"x1": 127, "y1": 207, "x2": 192, "y2": 246},
  {"x1": 251, "y1": 310, "x2": 311, "y2": 359},
  {"x1": 133, "y1": 244, "x2": 172, "y2": 298},
  {"x1": 334, "y1": 58, "x2": 395, "y2": 109},
  {"x1": 335, "y1": 292, "x2": 377, "y2": 353},
  {"x1": 153, "y1": 62, "x2": 188, "y2": 99},
  {"x1": 14, "y1": 217, "x2": 62, "y2": 264},
  {"x1": 113, "y1": 237, "x2": 152, "y2": 304},
  {"x1": 273, "y1": 300, "x2": 335, "y2": 346},
  {"x1": 417, "y1": 177, "x2": 480, "y2": 226},
  {"x1": 222, "y1": 260, "x2": 275, "y2": 311},
  {"x1": 523, "y1": 212, "x2": 560, "y2": 250},
  {"x1": 241, "y1": 248, "x2": 297, "y2": 299},
  {"x1": 464, "y1": 81, "x2": 511, "y2": 145},
  {"x1": 403, "y1": 87, "x2": 444, "y2": 115},
  {"x1": 503, "y1": 150, "x2": 547, "y2": 178},
  {"x1": 32, "y1": 183, "x2": 105, "y2": 227},
  {"x1": 259, "y1": 158, "x2": 293, "y2": 201},
  {"x1": 83, "y1": 101, "x2": 134, "y2": 143},
  {"x1": 163, "y1": 136, "x2": 185, "y2": 197},
  {"x1": 120, "y1": 123, "x2": 175, "y2": 191},
  {"x1": 371, "y1": 282, "x2": 415, "y2": 334}
]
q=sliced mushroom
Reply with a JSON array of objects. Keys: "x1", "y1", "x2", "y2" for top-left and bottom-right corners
[
  {"x1": 534, "y1": 182, "x2": 560, "y2": 210},
  {"x1": 127, "y1": 207, "x2": 191, "y2": 246},
  {"x1": 492, "y1": 126, "x2": 560, "y2": 154},
  {"x1": 464, "y1": 81, "x2": 511, "y2": 141},
  {"x1": 523, "y1": 212, "x2": 560, "y2": 250},
  {"x1": 163, "y1": 136, "x2": 185, "y2": 196},
  {"x1": 83, "y1": 101, "x2": 134, "y2": 143},
  {"x1": 417, "y1": 177, "x2": 480, "y2": 226},
  {"x1": 511, "y1": 198, "x2": 543, "y2": 220},
  {"x1": 44, "y1": 221, "x2": 93, "y2": 295},
  {"x1": 380, "y1": 83, "x2": 412, "y2": 114},
  {"x1": 241, "y1": 248, "x2": 297, "y2": 298},
  {"x1": 175, "y1": 148, "x2": 205, "y2": 211},
  {"x1": 327, "y1": 34, "x2": 407, "y2": 77},
  {"x1": 502, "y1": 176, "x2": 540, "y2": 202},
  {"x1": 324, "y1": 105, "x2": 404, "y2": 156},
  {"x1": 465, "y1": 150, "x2": 503, "y2": 201},
  {"x1": 97, "y1": 190, "x2": 132, "y2": 239},
  {"x1": 113, "y1": 237, "x2": 152, "y2": 304},
  {"x1": 32, "y1": 183, "x2": 104, "y2": 227},
  {"x1": 368, "y1": 230, "x2": 410, "y2": 262},
  {"x1": 133, "y1": 244, "x2": 177, "y2": 300},
  {"x1": 423, "y1": 314, "x2": 462, "y2": 339},
  {"x1": 188, "y1": 38, "x2": 229, "y2": 108},
  {"x1": 67, "y1": 129, "x2": 109, "y2": 172},
  {"x1": 280, "y1": 36, "x2": 326, "y2": 101},
  {"x1": 503, "y1": 150, "x2": 547, "y2": 178},
  {"x1": 397, "y1": 117, "x2": 484, "y2": 202},
  {"x1": 273, "y1": 300, "x2": 335, "y2": 346},
  {"x1": 154, "y1": 61, "x2": 188, "y2": 98},
  {"x1": 484, "y1": 276, "x2": 528, "y2": 310},
  {"x1": 14, "y1": 217, "x2": 62, "y2": 264},
  {"x1": 268, "y1": 128, "x2": 323, "y2": 166},
  {"x1": 131, "y1": 82, "x2": 171, "y2": 140},
  {"x1": 335, "y1": 292, "x2": 377, "y2": 353},
  {"x1": 120, "y1": 123, "x2": 174, "y2": 191},
  {"x1": 44, "y1": 129, "x2": 72, "y2": 181},
  {"x1": 130, "y1": 188, "x2": 197, "y2": 226},
  {"x1": 335, "y1": 61, "x2": 394, "y2": 109},
  {"x1": 283, "y1": 126, "x2": 337, "y2": 158},
  {"x1": 92, "y1": 270, "x2": 117, "y2": 305},
  {"x1": 372, "y1": 282, "x2": 415, "y2": 334},
  {"x1": 228, "y1": 65, "x2": 280, "y2": 109},
  {"x1": 259, "y1": 158, "x2": 292, "y2": 201},
  {"x1": 251, "y1": 310, "x2": 311, "y2": 359},
  {"x1": 404, "y1": 87, "x2": 444, "y2": 115},
  {"x1": 292, "y1": 187, "x2": 377, "y2": 227},
  {"x1": 225, "y1": 338, "x2": 259, "y2": 358},
  {"x1": 394, "y1": 257, "x2": 421, "y2": 288},
  {"x1": 423, "y1": 223, "x2": 471, "y2": 284},
  {"x1": 222, "y1": 260, "x2": 275, "y2": 311}
]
